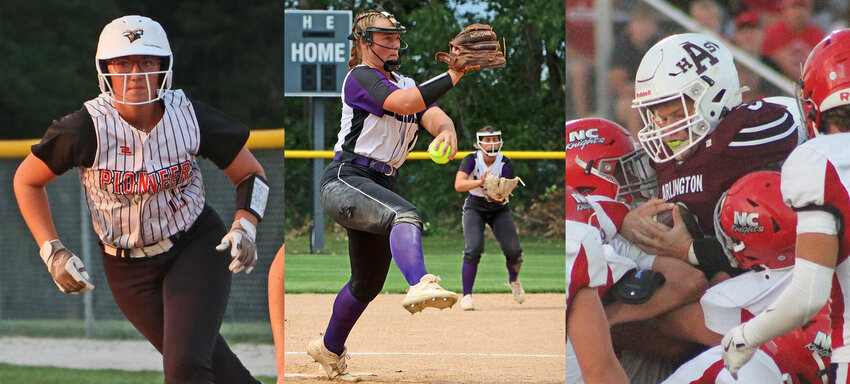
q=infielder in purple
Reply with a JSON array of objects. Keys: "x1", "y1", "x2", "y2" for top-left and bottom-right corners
[
  {"x1": 307, "y1": 6, "x2": 472, "y2": 381},
  {"x1": 13, "y1": 15, "x2": 268, "y2": 384},
  {"x1": 454, "y1": 127, "x2": 524, "y2": 310}
]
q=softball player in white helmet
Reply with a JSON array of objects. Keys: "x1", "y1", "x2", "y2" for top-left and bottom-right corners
[{"x1": 14, "y1": 15, "x2": 268, "y2": 383}]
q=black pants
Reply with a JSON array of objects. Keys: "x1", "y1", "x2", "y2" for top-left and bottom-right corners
[
  {"x1": 320, "y1": 161, "x2": 421, "y2": 302},
  {"x1": 462, "y1": 197, "x2": 523, "y2": 264},
  {"x1": 101, "y1": 205, "x2": 258, "y2": 384}
]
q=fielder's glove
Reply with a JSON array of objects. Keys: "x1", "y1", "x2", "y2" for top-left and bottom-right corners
[
  {"x1": 435, "y1": 24, "x2": 506, "y2": 73},
  {"x1": 216, "y1": 217, "x2": 258, "y2": 274},
  {"x1": 721, "y1": 324, "x2": 758, "y2": 379},
  {"x1": 482, "y1": 173, "x2": 525, "y2": 204},
  {"x1": 39, "y1": 239, "x2": 94, "y2": 294}
]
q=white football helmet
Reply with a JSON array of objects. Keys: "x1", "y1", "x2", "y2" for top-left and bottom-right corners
[
  {"x1": 632, "y1": 33, "x2": 743, "y2": 163},
  {"x1": 95, "y1": 15, "x2": 173, "y2": 105}
]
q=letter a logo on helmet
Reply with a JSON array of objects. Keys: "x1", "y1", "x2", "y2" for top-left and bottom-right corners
[{"x1": 123, "y1": 29, "x2": 143, "y2": 43}]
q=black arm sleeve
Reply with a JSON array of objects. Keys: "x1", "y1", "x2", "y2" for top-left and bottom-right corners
[
  {"x1": 193, "y1": 100, "x2": 250, "y2": 169},
  {"x1": 692, "y1": 237, "x2": 734, "y2": 279},
  {"x1": 31, "y1": 108, "x2": 97, "y2": 175}
]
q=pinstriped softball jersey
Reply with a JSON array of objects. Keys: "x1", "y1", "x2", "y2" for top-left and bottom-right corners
[{"x1": 31, "y1": 89, "x2": 248, "y2": 249}]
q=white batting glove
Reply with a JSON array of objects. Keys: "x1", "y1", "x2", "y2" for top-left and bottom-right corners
[
  {"x1": 40, "y1": 240, "x2": 94, "y2": 294},
  {"x1": 216, "y1": 217, "x2": 258, "y2": 274},
  {"x1": 721, "y1": 324, "x2": 757, "y2": 379}
]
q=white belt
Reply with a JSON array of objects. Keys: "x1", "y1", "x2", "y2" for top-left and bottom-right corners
[{"x1": 103, "y1": 238, "x2": 174, "y2": 258}]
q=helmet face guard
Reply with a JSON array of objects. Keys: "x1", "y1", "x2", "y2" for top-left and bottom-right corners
[
  {"x1": 565, "y1": 118, "x2": 658, "y2": 205},
  {"x1": 476, "y1": 130, "x2": 503, "y2": 156},
  {"x1": 635, "y1": 87, "x2": 711, "y2": 163},
  {"x1": 348, "y1": 6, "x2": 407, "y2": 71},
  {"x1": 95, "y1": 15, "x2": 173, "y2": 105}
]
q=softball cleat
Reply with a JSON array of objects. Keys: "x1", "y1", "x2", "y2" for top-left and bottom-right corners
[
  {"x1": 401, "y1": 274, "x2": 457, "y2": 313},
  {"x1": 509, "y1": 280, "x2": 526, "y2": 304},
  {"x1": 461, "y1": 294, "x2": 475, "y2": 310},
  {"x1": 307, "y1": 338, "x2": 357, "y2": 381}
]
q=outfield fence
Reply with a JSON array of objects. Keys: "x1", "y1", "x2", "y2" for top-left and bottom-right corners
[{"x1": 0, "y1": 129, "x2": 284, "y2": 341}]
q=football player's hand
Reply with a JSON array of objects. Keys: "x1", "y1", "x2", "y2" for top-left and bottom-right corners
[
  {"x1": 40, "y1": 240, "x2": 94, "y2": 294},
  {"x1": 620, "y1": 199, "x2": 674, "y2": 248},
  {"x1": 630, "y1": 204, "x2": 693, "y2": 261},
  {"x1": 721, "y1": 325, "x2": 757, "y2": 379},
  {"x1": 216, "y1": 218, "x2": 258, "y2": 274}
]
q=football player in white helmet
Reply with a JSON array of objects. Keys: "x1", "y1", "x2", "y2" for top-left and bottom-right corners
[{"x1": 620, "y1": 33, "x2": 799, "y2": 281}]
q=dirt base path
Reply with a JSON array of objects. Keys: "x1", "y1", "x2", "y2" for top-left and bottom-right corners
[{"x1": 285, "y1": 293, "x2": 565, "y2": 383}]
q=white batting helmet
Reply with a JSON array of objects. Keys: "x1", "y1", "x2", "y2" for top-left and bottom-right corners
[{"x1": 95, "y1": 15, "x2": 173, "y2": 104}]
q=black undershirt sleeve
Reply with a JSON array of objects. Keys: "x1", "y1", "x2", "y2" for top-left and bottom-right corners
[
  {"x1": 31, "y1": 108, "x2": 97, "y2": 175},
  {"x1": 193, "y1": 100, "x2": 250, "y2": 169}
]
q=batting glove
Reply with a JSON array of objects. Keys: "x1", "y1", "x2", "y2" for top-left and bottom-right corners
[
  {"x1": 721, "y1": 324, "x2": 757, "y2": 379},
  {"x1": 216, "y1": 217, "x2": 258, "y2": 274},
  {"x1": 40, "y1": 239, "x2": 94, "y2": 294}
]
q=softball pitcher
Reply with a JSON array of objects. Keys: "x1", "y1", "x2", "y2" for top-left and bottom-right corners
[
  {"x1": 307, "y1": 5, "x2": 504, "y2": 381},
  {"x1": 13, "y1": 15, "x2": 267, "y2": 384},
  {"x1": 454, "y1": 127, "x2": 525, "y2": 310}
]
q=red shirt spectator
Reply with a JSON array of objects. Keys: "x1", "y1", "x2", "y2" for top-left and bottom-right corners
[{"x1": 761, "y1": 0, "x2": 824, "y2": 79}]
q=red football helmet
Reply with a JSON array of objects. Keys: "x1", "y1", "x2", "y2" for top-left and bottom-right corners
[
  {"x1": 714, "y1": 171, "x2": 797, "y2": 270},
  {"x1": 760, "y1": 305, "x2": 831, "y2": 384},
  {"x1": 565, "y1": 185, "x2": 597, "y2": 227},
  {"x1": 565, "y1": 118, "x2": 657, "y2": 204},
  {"x1": 799, "y1": 29, "x2": 850, "y2": 137}
]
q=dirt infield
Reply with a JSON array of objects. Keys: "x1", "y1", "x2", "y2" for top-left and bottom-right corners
[{"x1": 284, "y1": 293, "x2": 565, "y2": 383}]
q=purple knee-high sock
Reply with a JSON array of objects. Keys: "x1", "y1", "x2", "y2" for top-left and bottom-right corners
[
  {"x1": 323, "y1": 283, "x2": 368, "y2": 356},
  {"x1": 462, "y1": 262, "x2": 478, "y2": 296},
  {"x1": 506, "y1": 261, "x2": 519, "y2": 283},
  {"x1": 389, "y1": 223, "x2": 427, "y2": 285}
]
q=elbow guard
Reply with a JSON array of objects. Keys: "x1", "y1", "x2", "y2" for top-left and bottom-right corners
[
  {"x1": 236, "y1": 174, "x2": 269, "y2": 221},
  {"x1": 417, "y1": 72, "x2": 453, "y2": 106}
]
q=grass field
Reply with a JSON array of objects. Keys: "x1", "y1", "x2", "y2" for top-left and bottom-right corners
[
  {"x1": 285, "y1": 233, "x2": 565, "y2": 294},
  {"x1": 0, "y1": 319, "x2": 271, "y2": 342},
  {"x1": 0, "y1": 363, "x2": 276, "y2": 384}
]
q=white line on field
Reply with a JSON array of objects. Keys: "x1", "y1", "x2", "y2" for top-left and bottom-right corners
[{"x1": 286, "y1": 351, "x2": 563, "y2": 358}]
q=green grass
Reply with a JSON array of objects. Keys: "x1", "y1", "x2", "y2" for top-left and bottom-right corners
[
  {"x1": 285, "y1": 233, "x2": 565, "y2": 294},
  {"x1": 0, "y1": 319, "x2": 271, "y2": 343},
  {"x1": 0, "y1": 363, "x2": 276, "y2": 384}
]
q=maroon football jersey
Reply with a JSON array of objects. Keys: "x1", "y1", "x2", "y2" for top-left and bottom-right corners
[{"x1": 655, "y1": 100, "x2": 798, "y2": 234}]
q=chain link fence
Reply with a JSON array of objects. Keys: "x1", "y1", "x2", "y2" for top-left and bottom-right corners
[{"x1": 0, "y1": 149, "x2": 284, "y2": 342}]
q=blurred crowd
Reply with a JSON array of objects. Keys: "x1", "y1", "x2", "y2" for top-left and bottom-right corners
[{"x1": 566, "y1": 0, "x2": 850, "y2": 137}]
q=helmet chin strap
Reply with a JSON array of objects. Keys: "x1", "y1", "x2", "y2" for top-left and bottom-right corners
[{"x1": 367, "y1": 43, "x2": 402, "y2": 72}]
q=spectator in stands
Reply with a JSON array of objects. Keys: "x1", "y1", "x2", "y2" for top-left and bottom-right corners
[
  {"x1": 610, "y1": 3, "x2": 661, "y2": 138},
  {"x1": 732, "y1": 11, "x2": 767, "y2": 102},
  {"x1": 690, "y1": 0, "x2": 725, "y2": 34},
  {"x1": 761, "y1": 0, "x2": 824, "y2": 80},
  {"x1": 567, "y1": 0, "x2": 596, "y2": 118}
]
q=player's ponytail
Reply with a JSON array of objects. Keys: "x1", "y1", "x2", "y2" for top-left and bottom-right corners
[{"x1": 348, "y1": 11, "x2": 381, "y2": 71}]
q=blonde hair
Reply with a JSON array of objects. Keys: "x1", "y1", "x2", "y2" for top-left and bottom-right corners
[{"x1": 348, "y1": 11, "x2": 384, "y2": 70}]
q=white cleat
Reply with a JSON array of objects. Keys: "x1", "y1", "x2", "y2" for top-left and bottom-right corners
[
  {"x1": 461, "y1": 294, "x2": 475, "y2": 310},
  {"x1": 510, "y1": 280, "x2": 526, "y2": 304},
  {"x1": 307, "y1": 338, "x2": 357, "y2": 381},
  {"x1": 401, "y1": 274, "x2": 458, "y2": 313}
]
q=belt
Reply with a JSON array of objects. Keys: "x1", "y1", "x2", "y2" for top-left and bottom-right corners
[
  {"x1": 334, "y1": 151, "x2": 397, "y2": 177},
  {"x1": 103, "y1": 237, "x2": 174, "y2": 258}
]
